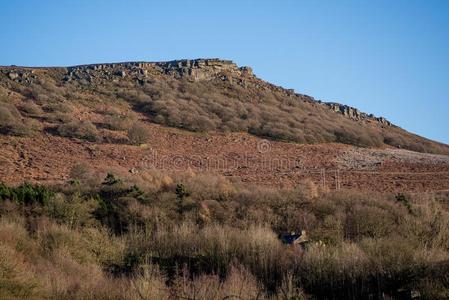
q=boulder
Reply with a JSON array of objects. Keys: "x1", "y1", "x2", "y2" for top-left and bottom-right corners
[{"x1": 8, "y1": 72, "x2": 19, "y2": 80}]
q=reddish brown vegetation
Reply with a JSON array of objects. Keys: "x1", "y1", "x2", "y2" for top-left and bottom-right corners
[{"x1": 1, "y1": 129, "x2": 448, "y2": 193}]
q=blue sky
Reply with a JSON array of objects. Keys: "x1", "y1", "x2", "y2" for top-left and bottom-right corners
[{"x1": 1, "y1": 0, "x2": 448, "y2": 144}]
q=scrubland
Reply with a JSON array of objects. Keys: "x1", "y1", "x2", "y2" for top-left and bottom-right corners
[{"x1": 1, "y1": 168, "x2": 448, "y2": 299}]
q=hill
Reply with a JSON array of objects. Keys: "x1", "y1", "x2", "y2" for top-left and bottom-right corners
[
  {"x1": 1, "y1": 59, "x2": 449, "y2": 299},
  {"x1": 1, "y1": 58, "x2": 448, "y2": 154}
]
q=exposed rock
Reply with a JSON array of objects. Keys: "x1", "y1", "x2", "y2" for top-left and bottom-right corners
[
  {"x1": 66, "y1": 58, "x2": 255, "y2": 82},
  {"x1": 324, "y1": 102, "x2": 392, "y2": 126},
  {"x1": 156, "y1": 58, "x2": 247, "y2": 80},
  {"x1": 8, "y1": 72, "x2": 19, "y2": 80},
  {"x1": 4, "y1": 69, "x2": 37, "y2": 84},
  {"x1": 376, "y1": 117, "x2": 391, "y2": 126}
]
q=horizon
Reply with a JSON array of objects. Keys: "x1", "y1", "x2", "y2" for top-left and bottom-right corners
[{"x1": 1, "y1": 0, "x2": 448, "y2": 144}]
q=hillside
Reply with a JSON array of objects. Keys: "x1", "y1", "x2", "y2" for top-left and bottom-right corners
[
  {"x1": 1, "y1": 59, "x2": 449, "y2": 299},
  {"x1": 1, "y1": 58, "x2": 448, "y2": 155}
]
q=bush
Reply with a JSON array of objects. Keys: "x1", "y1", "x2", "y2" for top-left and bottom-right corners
[
  {"x1": 44, "y1": 112, "x2": 73, "y2": 124},
  {"x1": 299, "y1": 242, "x2": 371, "y2": 297},
  {"x1": 57, "y1": 120, "x2": 102, "y2": 142},
  {"x1": 334, "y1": 127, "x2": 383, "y2": 147},
  {"x1": 69, "y1": 163, "x2": 89, "y2": 180},
  {"x1": 102, "y1": 173, "x2": 122, "y2": 186},
  {"x1": 0, "y1": 177, "x2": 448, "y2": 298},
  {"x1": 0, "y1": 182, "x2": 53, "y2": 205},
  {"x1": 395, "y1": 193, "x2": 412, "y2": 212},
  {"x1": 43, "y1": 101, "x2": 72, "y2": 113},
  {"x1": 175, "y1": 183, "x2": 190, "y2": 200},
  {"x1": 344, "y1": 204, "x2": 397, "y2": 240},
  {"x1": 104, "y1": 115, "x2": 133, "y2": 131},
  {"x1": 127, "y1": 123, "x2": 150, "y2": 145},
  {"x1": 0, "y1": 244, "x2": 42, "y2": 299},
  {"x1": 0, "y1": 103, "x2": 37, "y2": 136},
  {"x1": 20, "y1": 101, "x2": 43, "y2": 116},
  {"x1": 45, "y1": 193, "x2": 98, "y2": 228}
]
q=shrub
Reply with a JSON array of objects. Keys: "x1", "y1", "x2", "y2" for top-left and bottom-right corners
[
  {"x1": 102, "y1": 173, "x2": 122, "y2": 186},
  {"x1": 43, "y1": 101, "x2": 72, "y2": 113},
  {"x1": 45, "y1": 193, "x2": 98, "y2": 228},
  {"x1": 69, "y1": 163, "x2": 90, "y2": 182},
  {"x1": 395, "y1": 193, "x2": 412, "y2": 212},
  {"x1": 0, "y1": 182, "x2": 12, "y2": 200},
  {"x1": 299, "y1": 242, "x2": 371, "y2": 298},
  {"x1": 344, "y1": 204, "x2": 397, "y2": 240},
  {"x1": 0, "y1": 103, "x2": 37, "y2": 136},
  {"x1": 127, "y1": 123, "x2": 150, "y2": 145},
  {"x1": 175, "y1": 183, "x2": 190, "y2": 200},
  {"x1": 0, "y1": 244, "x2": 42, "y2": 299},
  {"x1": 0, "y1": 182, "x2": 53, "y2": 205},
  {"x1": 44, "y1": 112, "x2": 73, "y2": 124},
  {"x1": 20, "y1": 101, "x2": 43, "y2": 116},
  {"x1": 128, "y1": 265, "x2": 169, "y2": 299},
  {"x1": 0, "y1": 177, "x2": 448, "y2": 298},
  {"x1": 104, "y1": 115, "x2": 133, "y2": 131},
  {"x1": 57, "y1": 120, "x2": 102, "y2": 142},
  {"x1": 170, "y1": 264, "x2": 262, "y2": 300}
]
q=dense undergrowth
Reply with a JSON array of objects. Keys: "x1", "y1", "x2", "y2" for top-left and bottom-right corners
[
  {"x1": 0, "y1": 168, "x2": 448, "y2": 299},
  {"x1": 1, "y1": 68, "x2": 448, "y2": 154}
]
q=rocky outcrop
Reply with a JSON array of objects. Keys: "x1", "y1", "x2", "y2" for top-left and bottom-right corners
[
  {"x1": 65, "y1": 62, "x2": 149, "y2": 83},
  {"x1": 1, "y1": 58, "x2": 390, "y2": 127},
  {"x1": 326, "y1": 103, "x2": 365, "y2": 120},
  {"x1": 65, "y1": 58, "x2": 254, "y2": 82},
  {"x1": 324, "y1": 102, "x2": 392, "y2": 126},
  {"x1": 156, "y1": 59, "x2": 247, "y2": 80},
  {"x1": 1, "y1": 69, "x2": 38, "y2": 84}
]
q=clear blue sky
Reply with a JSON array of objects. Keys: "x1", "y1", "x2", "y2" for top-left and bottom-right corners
[{"x1": 1, "y1": 0, "x2": 448, "y2": 144}]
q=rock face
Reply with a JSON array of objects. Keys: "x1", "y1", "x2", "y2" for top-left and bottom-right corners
[
  {"x1": 324, "y1": 102, "x2": 392, "y2": 126},
  {"x1": 66, "y1": 58, "x2": 255, "y2": 82},
  {"x1": 157, "y1": 59, "x2": 244, "y2": 80}
]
